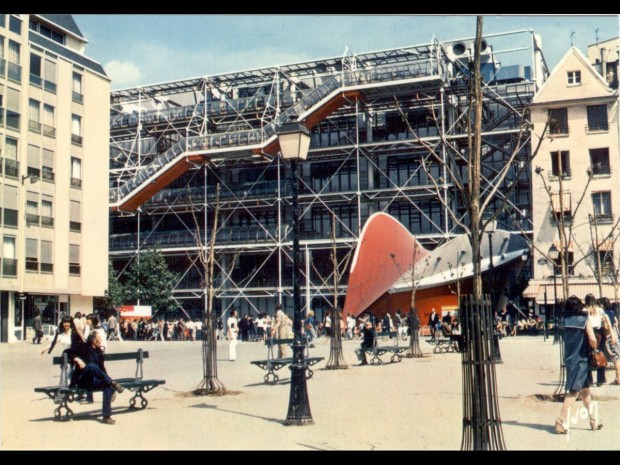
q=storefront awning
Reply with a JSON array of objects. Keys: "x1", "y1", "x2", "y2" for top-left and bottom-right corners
[{"x1": 525, "y1": 282, "x2": 620, "y2": 304}]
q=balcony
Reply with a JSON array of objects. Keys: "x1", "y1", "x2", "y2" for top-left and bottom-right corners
[
  {"x1": 7, "y1": 61, "x2": 21, "y2": 83},
  {"x1": 29, "y1": 73, "x2": 42, "y2": 87},
  {"x1": 41, "y1": 216, "x2": 54, "y2": 227},
  {"x1": 72, "y1": 92, "x2": 84, "y2": 104},
  {"x1": 43, "y1": 80, "x2": 57, "y2": 94},
  {"x1": 2, "y1": 258, "x2": 17, "y2": 277},
  {"x1": 42, "y1": 124, "x2": 56, "y2": 138},
  {"x1": 26, "y1": 213, "x2": 40, "y2": 226},
  {"x1": 592, "y1": 213, "x2": 614, "y2": 224},
  {"x1": 586, "y1": 122, "x2": 609, "y2": 132},
  {"x1": 71, "y1": 134, "x2": 82, "y2": 146},
  {"x1": 25, "y1": 260, "x2": 39, "y2": 272},
  {"x1": 70, "y1": 177, "x2": 82, "y2": 188},
  {"x1": 3, "y1": 158, "x2": 19, "y2": 178},
  {"x1": 41, "y1": 169, "x2": 55, "y2": 182},
  {"x1": 28, "y1": 120, "x2": 42, "y2": 133}
]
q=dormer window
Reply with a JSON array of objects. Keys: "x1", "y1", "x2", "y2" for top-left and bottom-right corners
[{"x1": 567, "y1": 70, "x2": 581, "y2": 85}]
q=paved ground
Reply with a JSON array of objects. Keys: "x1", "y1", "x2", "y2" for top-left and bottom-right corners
[{"x1": 1, "y1": 334, "x2": 619, "y2": 450}]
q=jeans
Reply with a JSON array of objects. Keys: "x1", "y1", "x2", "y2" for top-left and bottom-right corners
[{"x1": 76, "y1": 363, "x2": 115, "y2": 417}]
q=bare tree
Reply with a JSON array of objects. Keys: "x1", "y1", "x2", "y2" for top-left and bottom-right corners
[
  {"x1": 326, "y1": 212, "x2": 352, "y2": 369},
  {"x1": 190, "y1": 183, "x2": 227, "y2": 395}
]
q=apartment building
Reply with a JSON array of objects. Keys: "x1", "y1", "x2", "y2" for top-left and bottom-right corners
[{"x1": 0, "y1": 14, "x2": 109, "y2": 342}]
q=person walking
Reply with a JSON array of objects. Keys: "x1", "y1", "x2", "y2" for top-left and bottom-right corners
[
  {"x1": 227, "y1": 309, "x2": 239, "y2": 361},
  {"x1": 554, "y1": 296, "x2": 603, "y2": 434},
  {"x1": 106, "y1": 312, "x2": 118, "y2": 341},
  {"x1": 272, "y1": 303, "x2": 290, "y2": 358},
  {"x1": 32, "y1": 310, "x2": 43, "y2": 344}
]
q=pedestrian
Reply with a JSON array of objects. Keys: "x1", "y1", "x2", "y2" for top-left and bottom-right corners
[
  {"x1": 32, "y1": 310, "x2": 43, "y2": 344},
  {"x1": 70, "y1": 331, "x2": 125, "y2": 425},
  {"x1": 554, "y1": 296, "x2": 603, "y2": 433},
  {"x1": 598, "y1": 297, "x2": 620, "y2": 385},
  {"x1": 272, "y1": 303, "x2": 290, "y2": 358},
  {"x1": 585, "y1": 294, "x2": 606, "y2": 386},
  {"x1": 227, "y1": 309, "x2": 239, "y2": 361},
  {"x1": 41, "y1": 315, "x2": 84, "y2": 356},
  {"x1": 106, "y1": 312, "x2": 118, "y2": 341}
]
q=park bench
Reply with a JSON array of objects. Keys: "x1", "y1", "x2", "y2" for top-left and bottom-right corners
[
  {"x1": 34, "y1": 349, "x2": 165, "y2": 421},
  {"x1": 250, "y1": 337, "x2": 324, "y2": 384},
  {"x1": 426, "y1": 325, "x2": 461, "y2": 353},
  {"x1": 355, "y1": 331, "x2": 408, "y2": 365}
]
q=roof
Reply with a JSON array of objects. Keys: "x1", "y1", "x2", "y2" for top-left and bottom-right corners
[
  {"x1": 29, "y1": 31, "x2": 107, "y2": 78},
  {"x1": 36, "y1": 14, "x2": 85, "y2": 40}
]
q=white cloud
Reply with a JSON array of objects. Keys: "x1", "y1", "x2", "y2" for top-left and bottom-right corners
[{"x1": 104, "y1": 60, "x2": 142, "y2": 89}]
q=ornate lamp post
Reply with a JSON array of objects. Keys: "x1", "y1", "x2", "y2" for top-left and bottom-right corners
[{"x1": 278, "y1": 122, "x2": 313, "y2": 425}]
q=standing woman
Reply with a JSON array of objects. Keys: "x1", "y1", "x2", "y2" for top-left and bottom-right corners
[
  {"x1": 227, "y1": 309, "x2": 239, "y2": 362},
  {"x1": 41, "y1": 315, "x2": 84, "y2": 356},
  {"x1": 598, "y1": 297, "x2": 620, "y2": 385},
  {"x1": 555, "y1": 296, "x2": 602, "y2": 433},
  {"x1": 585, "y1": 294, "x2": 606, "y2": 386}
]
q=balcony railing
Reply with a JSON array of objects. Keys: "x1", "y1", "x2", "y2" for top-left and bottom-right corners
[
  {"x1": 42, "y1": 124, "x2": 56, "y2": 138},
  {"x1": 28, "y1": 120, "x2": 42, "y2": 133},
  {"x1": 586, "y1": 123, "x2": 609, "y2": 132},
  {"x1": 41, "y1": 169, "x2": 55, "y2": 182},
  {"x1": 3, "y1": 158, "x2": 19, "y2": 178},
  {"x1": 72, "y1": 92, "x2": 84, "y2": 104},
  {"x1": 7, "y1": 61, "x2": 21, "y2": 83},
  {"x1": 30, "y1": 73, "x2": 42, "y2": 87},
  {"x1": 70, "y1": 177, "x2": 82, "y2": 188},
  {"x1": 592, "y1": 213, "x2": 614, "y2": 224},
  {"x1": 2, "y1": 258, "x2": 17, "y2": 277},
  {"x1": 44, "y1": 80, "x2": 57, "y2": 94},
  {"x1": 71, "y1": 134, "x2": 83, "y2": 145},
  {"x1": 0, "y1": 107, "x2": 4, "y2": 127},
  {"x1": 41, "y1": 216, "x2": 54, "y2": 227},
  {"x1": 26, "y1": 213, "x2": 40, "y2": 225},
  {"x1": 25, "y1": 260, "x2": 39, "y2": 272},
  {"x1": 69, "y1": 264, "x2": 81, "y2": 275},
  {"x1": 69, "y1": 221, "x2": 81, "y2": 232},
  {"x1": 0, "y1": 57, "x2": 5, "y2": 78},
  {"x1": 591, "y1": 165, "x2": 611, "y2": 176},
  {"x1": 549, "y1": 125, "x2": 569, "y2": 135},
  {"x1": 40, "y1": 263, "x2": 53, "y2": 273}
]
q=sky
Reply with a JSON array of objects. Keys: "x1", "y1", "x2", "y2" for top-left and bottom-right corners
[{"x1": 72, "y1": 15, "x2": 620, "y2": 90}]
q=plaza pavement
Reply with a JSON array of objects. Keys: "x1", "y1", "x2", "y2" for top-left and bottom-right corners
[{"x1": 1, "y1": 334, "x2": 619, "y2": 450}]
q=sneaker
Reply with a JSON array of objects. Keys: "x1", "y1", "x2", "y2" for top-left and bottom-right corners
[
  {"x1": 111, "y1": 382, "x2": 125, "y2": 394},
  {"x1": 102, "y1": 416, "x2": 116, "y2": 425}
]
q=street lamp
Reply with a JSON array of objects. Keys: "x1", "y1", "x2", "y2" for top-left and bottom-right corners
[
  {"x1": 548, "y1": 244, "x2": 559, "y2": 344},
  {"x1": 278, "y1": 121, "x2": 313, "y2": 426}
]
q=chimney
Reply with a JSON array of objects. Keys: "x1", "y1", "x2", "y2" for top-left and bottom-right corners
[{"x1": 600, "y1": 47, "x2": 607, "y2": 80}]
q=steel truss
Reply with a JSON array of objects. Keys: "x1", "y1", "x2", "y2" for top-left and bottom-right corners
[{"x1": 108, "y1": 31, "x2": 544, "y2": 320}]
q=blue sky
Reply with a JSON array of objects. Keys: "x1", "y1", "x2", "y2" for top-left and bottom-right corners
[{"x1": 73, "y1": 15, "x2": 619, "y2": 90}]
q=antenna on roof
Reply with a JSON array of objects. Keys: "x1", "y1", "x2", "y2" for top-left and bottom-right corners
[
  {"x1": 570, "y1": 30, "x2": 575, "y2": 47},
  {"x1": 595, "y1": 28, "x2": 600, "y2": 45}
]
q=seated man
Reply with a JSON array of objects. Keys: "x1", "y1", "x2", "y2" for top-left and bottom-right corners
[
  {"x1": 358, "y1": 321, "x2": 376, "y2": 365},
  {"x1": 70, "y1": 331, "x2": 125, "y2": 425},
  {"x1": 525, "y1": 313, "x2": 538, "y2": 335}
]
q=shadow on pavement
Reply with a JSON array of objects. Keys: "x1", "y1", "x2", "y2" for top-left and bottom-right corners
[{"x1": 188, "y1": 402, "x2": 285, "y2": 425}]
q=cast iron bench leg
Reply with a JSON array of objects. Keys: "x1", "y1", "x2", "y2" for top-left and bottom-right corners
[
  {"x1": 129, "y1": 388, "x2": 149, "y2": 409},
  {"x1": 53, "y1": 394, "x2": 74, "y2": 421}
]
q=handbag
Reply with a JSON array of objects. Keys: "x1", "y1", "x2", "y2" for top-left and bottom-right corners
[{"x1": 589, "y1": 349, "x2": 607, "y2": 369}]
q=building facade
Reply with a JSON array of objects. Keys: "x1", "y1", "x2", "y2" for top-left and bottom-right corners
[
  {"x1": 108, "y1": 31, "x2": 547, "y2": 322},
  {"x1": 527, "y1": 43, "x2": 619, "y2": 310},
  {"x1": 0, "y1": 14, "x2": 110, "y2": 342}
]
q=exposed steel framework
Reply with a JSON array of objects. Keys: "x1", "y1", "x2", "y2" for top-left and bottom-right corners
[{"x1": 108, "y1": 30, "x2": 547, "y2": 320}]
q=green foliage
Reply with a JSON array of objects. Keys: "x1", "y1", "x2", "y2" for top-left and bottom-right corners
[
  {"x1": 94, "y1": 261, "x2": 126, "y2": 314},
  {"x1": 125, "y1": 248, "x2": 178, "y2": 314}
]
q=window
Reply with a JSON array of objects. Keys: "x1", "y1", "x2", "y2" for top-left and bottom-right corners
[
  {"x1": 27, "y1": 144, "x2": 40, "y2": 178},
  {"x1": 550, "y1": 191, "x2": 572, "y2": 222},
  {"x1": 42, "y1": 104, "x2": 55, "y2": 137},
  {"x1": 29, "y1": 53, "x2": 42, "y2": 86},
  {"x1": 29, "y1": 18, "x2": 65, "y2": 45},
  {"x1": 550, "y1": 151, "x2": 571, "y2": 177},
  {"x1": 42, "y1": 149, "x2": 54, "y2": 182},
  {"x1": 596, "y1": 250, "x2": 615, "y2": 278},
  {"x1": 7, "y1": 40, "x2": 20, "y2": 82},
  {"x1": 40, "y1": 240, "x2": 53, "y2": 272},
  {"x1": 0, "y1": 15, "x2": 5, "y2": 29},
  {"x1": 589, "y1": 148, "x2": 610, "y2": 175},
  {"x1": 70, "y1": 157, "x2": 81, "y2": 188},
  {"x1": 552, "y1": 250, "x2": 575, "y2": 276},
  {"x1": 71, "y1": 114, "x2": 82, "y2": 145},
  {"x1": 3, "y1": 137, "x2": 19, "y2": 178},
  {"x1": 2, "y1": 184, "x2": 17, "y2": 227},
  {"x1": 69, "y1": 200, "x2": 81, "y2": 232},
  {"x1": 586, "y1": 104, "x2": 608, "y2": 131},
  {"x1": 548, "y1": 108, "x2": 568, "y2": 134},
  {"x1": 592, "y1": 191, "x2": 612, "y2": 222},
  {"x1": 41, "y1": 195, "x2": 53, "y2": 227},
  {"x1": 72, "y1": 72, "x2": 83, "y2": 104},
  {"x1": 2, "y1": 236, "x2": 16, "y2": 276},
  {"x1": 28, "y1": 98, "x2": 41, "y2": 133},
  {"x1": 26, "y1": 238, "x2": 38, "y2": 271},
  {"x1": 6, "y1": 87, "x2": 20, "y2": 130},
  {"x1": 567, "y1": 70, "x2": 581, "y2": 85},
  {"x1": 43, "y1": 59, "x2": 56, "y2": 93},
  {"x1": 8, "y1": 15, "x2": 21, "y2": 35},
  {"x1": 0, "y1": 34, "x2": 4, "y2": 78},
  {"x1": 69, "y1": 244, "x2": 80, "y2": 275},
  {"x1": 26, "y1": 192, "x2": 39, "y2": 226}
]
